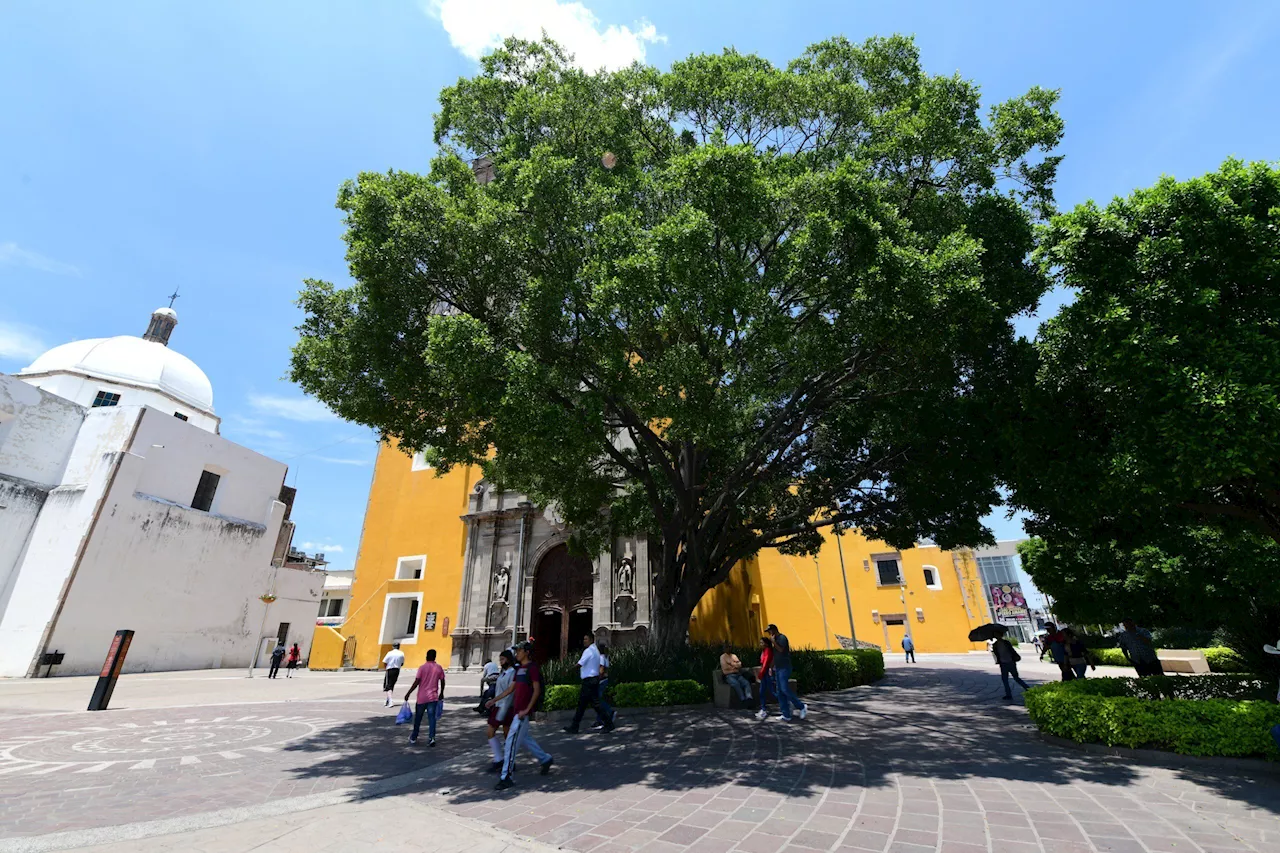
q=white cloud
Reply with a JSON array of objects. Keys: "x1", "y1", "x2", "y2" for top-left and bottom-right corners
[
  {"x1": 298, "y1": 542, "x2": 345, "y2": 553},
  {"x1": 0, "y1": 242, "x2": 80, "y2": 276},
  {"x1": 225, "y1": 415, "x2": 289, "y2": 441},
  {"x1": 247, "y1": 393, "x2": 339, "y2": 423},
  {"x1": 313, "y1": 455, "x2": 371, "y2": 466},
  {"x1": 426, "y1": 0, "x2": 664, "y2": 72},
  {"x1": 0, "y1": 321, "x2": 47, "y2": 362}
]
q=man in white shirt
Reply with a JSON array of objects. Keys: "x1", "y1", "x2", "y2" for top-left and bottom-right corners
[
  {"x1": 564, "y1": 632, "x2": 613, "y2": 734},
  {"x1": 382, "y1": 642, "x2": 405, "y2": 707}
]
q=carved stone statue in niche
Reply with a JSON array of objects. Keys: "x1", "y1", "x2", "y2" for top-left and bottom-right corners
[
  {"x1": 617, "y1": 556, "x2": 635, "y2": 596},
  {"x1": 614, "y1": 595, "x2": 637, "y2": 627},
  {"x1": 494, "y1": 564, "x2": 510, "y2": 602}
]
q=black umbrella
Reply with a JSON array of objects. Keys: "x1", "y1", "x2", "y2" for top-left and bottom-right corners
[{"x1": 968, "y1": 623, "x2": 1009, "y2": 642}]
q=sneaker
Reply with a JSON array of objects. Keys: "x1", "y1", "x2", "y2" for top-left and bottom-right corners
[
  {"x1": 384, "y1": 697, "x2": 391, "y2": 707},
  {"x1": 1003, "y1": 694, "x2": 1013, "y2": 701},
  {"x1": 798, "y1": 706, "x2": 808, "y2": 721},
  {"x1": 591, "y1": 721, "x2": 605, "y2": 730},
  {"x1": 495, "y1": 777, "x2": 514, "y2": 791},
  {"x1": 775, "y1": 715, "x2": 793, "y2": 722},
  {"x1": 489, "y1": 761, "x2": 503, "y2": 773},
  {"x1": 562, "y1": 726, "x2": 579, "y2": 734},
  {"x1": 540, "y1": 758, "x2": 554, "y2": 776},
  {"x1": 408, "y1": 736, "x2": 417, "y2": 744},
  {"x1": 754, "y1": 709, "x2": 768, "y2": 720},
  {"x1": 428, "y1": 738, "x2": 437, "y2": 747},
  {"x1": 601, "y1": 720, "x2": 615, "y2": 733}
]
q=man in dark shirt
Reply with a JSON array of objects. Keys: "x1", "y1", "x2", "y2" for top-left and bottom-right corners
[
  {"x1": 765, "y1": 624, "x2": 807, "y2": 722},
  {"x1": 496, "y1": 641, "x2": 553, "y2": 790}
]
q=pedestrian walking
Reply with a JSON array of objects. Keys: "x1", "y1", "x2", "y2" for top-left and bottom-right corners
[
  {"x1": 496, "y1": 641, "x2": 554, "y2": 790},
  {"x1": 992, "y1": 634, "x2": 1030, "y2": 700},
  {"x1": 1063, "y1": 628, "x2": 1095, "y2": 679},
  {"x1": 719, "y1": 642, "x2": 753, "y2": 704},
  {"x1": 591, "y1": 644, "x2": 616, "y2": 730},
  {"x1": 484, "y1": 649, "x2": 518, "y2": 771},
  {"x1": 403, "y1": 648, "x2": 446, "y2": 746},
  {"x1": 902, "y1": 635, "x2": 916, "y2": 663},
  {"x1": 477, "y1": 656, "x2": 500, "y2": 715},
  {"x1": 765, "y1": 624, "x2": 807, "y2": 721},
  {"x1": 381, "y1": 642, "x2": 405, "y2": 707},
  {"x1": 754, "y1": 636, "x2": 777, "y2": 721},
  {"x1": 286, "y1": 643, "x2": 300, "y2": 678},
  {"x1": 1117, "y1": 619, "x2": 1162, "y2": 677},
  {"x1": 564, "y1": 632, "x2": 612, "y2": 733},
  {"x1": 268, "y1": 642, "x2": 285, "y2": 679},
  {"x1": 1043, "y1": 623, "x2": 1074, "y2": 681}
]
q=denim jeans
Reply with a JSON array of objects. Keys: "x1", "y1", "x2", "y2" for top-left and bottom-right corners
[
  {"x1": 596, "y1": 678, "x2": 614, "y2": 724},
  {"x1": 724, "y1": 672, "x2": 752, "y2": 702},
  {"x1": 501, "y1": 714, "x2": 551, "y2": 780},
  {"x1": 774, "y1": 665, "x2": 805, "y2": 719},
  {"x1": 758, "y1": 671, "x2": 776, "y2": 712},
  {"x1": 411, "y1": 700, "x2": 442, "y2": 741},
  {"x1": 1272, "y1": 724, "x2": 1280, "y2": 752}
]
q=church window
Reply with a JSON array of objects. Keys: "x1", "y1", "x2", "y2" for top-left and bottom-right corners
[
  {"x1": 92, "y1": 390, "x2": 122, "y2": 407},
  {"x1": 192, "y1": 470, "x2": 221, "y2": 512},
  {"x1": 395, "y1": 555, "x2": 425, "y2": 580},
  {"x1": 174, "y1": 412, "x2": 189, "y2": 421},
  {"x1": 319, "y1": 598, "x2": 345, "y2": 618},
  {"x1": 874, "y1": 555, "x2": 903, "y2": 586},
  {"x1": 922, "y1": 565, "x2": 942, "y2": 590}
]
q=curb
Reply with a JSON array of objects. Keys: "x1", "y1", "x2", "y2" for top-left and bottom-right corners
[
  {"x1": 1036, "y1": 731, "x2": 1280, "y2": 775},
  {"x1": 540, "y1": 702, "x2": 712, "y2": 724}
]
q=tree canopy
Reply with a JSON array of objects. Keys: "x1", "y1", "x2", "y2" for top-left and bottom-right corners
[
  {"x1": 1013, "y1": 160, "x2": 1280, "y2": 549},
  {"x1": 291, "y1": 35, "x2": 1063, "y2": 645}
]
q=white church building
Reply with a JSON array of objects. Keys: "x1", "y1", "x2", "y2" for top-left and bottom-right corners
[{"x1": 0, "y1": 305, "x2": 324, "y2": 677}]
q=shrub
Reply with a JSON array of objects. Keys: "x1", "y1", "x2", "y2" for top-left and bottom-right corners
[
  {"x1": 1025, "y1": 678, "x2": 1280, "y2": 758},
  {"x1": 542, "y1": 644, "x2": 886, "y2": 694},
  {"x1": 1035, "y1": 675, "x2": 1272, "y2": 702},
  {"x1": 1091, "y1": 646, "x2": 1253, "y2": 673},
  {"x1": 542, "y1": 679, "x2": 709, "y2": 712}
]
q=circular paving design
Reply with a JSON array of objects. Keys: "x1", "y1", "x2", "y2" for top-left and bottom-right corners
[{"x1": 0, "y1": 714, "x2": 340, "y2": 774}]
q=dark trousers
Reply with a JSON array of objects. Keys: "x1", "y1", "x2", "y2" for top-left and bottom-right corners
[
  {"x1": 1134, "y1": 660, "x2": 1163, "y2": 678},
  {"x1": 596, "y1": 678, "x2": 615, "y2": 724},
  {"x1": 999, "y1": 662, "x2": 1029, "y2": 697},
  {"x1": 570, "y1": 676, "x2": 604, "y2": 729},
  {"x1": 905, "y1": 650, "x2": 915, "y2": 662},
  {"x1": 269, "y1": 658, "x2": 283, "y2": 678},
  {"x1": 383, "y1": 668, "x2": 400, "y2": 692}
]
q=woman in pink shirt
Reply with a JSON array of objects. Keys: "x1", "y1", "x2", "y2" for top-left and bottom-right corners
[{"x1": 403, "y1": 649, "x2": 446, "y2": 746}]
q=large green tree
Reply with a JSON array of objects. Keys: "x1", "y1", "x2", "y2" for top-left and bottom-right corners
[
  {"x1": 291, "y1": 35, "x2": 1063, "y2": 647},
  {"x1": 1014, "y1": 160, "x2": 1280, "y2": 548}
]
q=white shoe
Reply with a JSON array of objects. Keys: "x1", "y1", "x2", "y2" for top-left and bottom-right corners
[
  {"x1": 384, "y1": 697, "x2": 390, "y2": 707},
  {"x1": 798, "y1": 706, "x2": 808, "y2": 720},
  {"x1": 754, "y1": 709, "x2": 767, "y2": 720}
]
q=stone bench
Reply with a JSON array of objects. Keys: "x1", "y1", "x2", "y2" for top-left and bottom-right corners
[
  {"x1": 1157, "y1": 649, "x2": 1210, "y2": 675},
  {"x1": 712, "y1": 669, "x2": 799, "y2": 710}
]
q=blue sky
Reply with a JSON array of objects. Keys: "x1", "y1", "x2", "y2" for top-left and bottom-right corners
[{"x1": 2, "y1": 1, "x2": 1278, "y2": 580}]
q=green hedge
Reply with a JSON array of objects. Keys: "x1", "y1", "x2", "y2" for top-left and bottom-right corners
[
  {"x1": 1091, "y1": 646, "x2": 1251, "y2": 673},
  {"x1": 1025, "y1": 678, "x2": 1280, "y2": 758},
  {"x1": 1034, "y1": 675, "x2": 1273, "y2": 701},
  {"x1": 542, "y1": 679, "x2": 709, "y2": 712}
]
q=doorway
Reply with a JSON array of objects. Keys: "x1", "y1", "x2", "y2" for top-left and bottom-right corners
[
  {"x1": 531, "y1": 544, "x2": 594, "y2": 663},
  {"x1": 881, "y1": 616, "x2": 907, "y2": 654}
]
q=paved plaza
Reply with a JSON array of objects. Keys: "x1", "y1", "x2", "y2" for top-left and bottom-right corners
[{"x1": 0, "y1": 656, "x2": 1276, "y2": 853}]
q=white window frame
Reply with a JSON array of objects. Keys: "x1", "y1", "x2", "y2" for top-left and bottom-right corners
[
  {"x1": 379, "y1": 592, "x2": 423, "y2": 644},
  {"x1": 411, "y1": 451, "x2": 432, "y2": 471},
  {"x1": 922, "y1": 564, "x2": 943, "y2": 590},
  {"x1": 872, "y1": 553, "x2": 904, "y2": 587},
  {"x1": 395, "y1": 555, "x2": 426, "y2": 580}
]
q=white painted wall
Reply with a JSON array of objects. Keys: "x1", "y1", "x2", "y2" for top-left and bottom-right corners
[
  {"x1": 22, "y1": 372, "x2": 219, "y2": 433},
  {"x1": 0, "y1": 375, "x2": 85, "y2": 485}
]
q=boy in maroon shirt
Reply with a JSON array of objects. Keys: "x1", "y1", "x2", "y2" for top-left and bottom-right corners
[{"x1": 495, "y1": 641, "x2": 553, "y2": 790}]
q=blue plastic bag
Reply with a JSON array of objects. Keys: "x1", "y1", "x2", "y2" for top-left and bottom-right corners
[{"x1": 395, "y1": 701, "x2": 412, "y2": 725}]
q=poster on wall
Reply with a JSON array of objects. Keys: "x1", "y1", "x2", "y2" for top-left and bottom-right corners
[{"x1": 988, "y1": 583, "x2": 1029, "y2": 620}]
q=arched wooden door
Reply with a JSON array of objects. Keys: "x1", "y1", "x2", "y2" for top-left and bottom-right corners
[{"x1": 531, "y1": 544, "x2": 594, "y2": 662}]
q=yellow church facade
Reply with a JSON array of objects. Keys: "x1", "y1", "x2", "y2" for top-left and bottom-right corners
[{"x1": 311, "y1": 443, "x2": 1010, "y2": 671}]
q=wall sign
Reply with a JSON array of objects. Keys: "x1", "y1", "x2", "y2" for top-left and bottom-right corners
[{"x1": 424, "y1": 611, "x2": 438, "y2": 631}]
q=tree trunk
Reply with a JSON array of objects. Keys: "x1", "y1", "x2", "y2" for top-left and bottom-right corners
[{"x1": 649, "y1": 584, "x2": 701, "y2": 651}]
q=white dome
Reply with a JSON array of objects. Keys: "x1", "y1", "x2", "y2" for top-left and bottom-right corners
[{"x1": 19, "y1": 335, "x2": 215, "y2": 414}]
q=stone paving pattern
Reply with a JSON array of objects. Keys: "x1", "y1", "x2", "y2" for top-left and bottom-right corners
[{"x1": 2, "y1": 657, "x2": 1277, "y2": 852}]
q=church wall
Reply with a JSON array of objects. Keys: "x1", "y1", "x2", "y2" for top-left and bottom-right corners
[
  {"x1": 19, "y1": 372, "x2": 218, "y2": 433},
  {"x1": 332, "y1": 441, "x2": 478, "y2": 672},
  {"x1": 0, "y1": 374, "x2": 85, "y2": 485}
]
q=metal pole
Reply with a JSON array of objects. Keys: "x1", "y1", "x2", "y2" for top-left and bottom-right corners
[
  {"x1": 814, "y1": 555, "x2": 830, "y2": 650},
  {"x1": 834, "y1": 532, "x2": 857, "y2": 645}
]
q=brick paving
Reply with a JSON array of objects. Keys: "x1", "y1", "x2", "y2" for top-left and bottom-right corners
[{"x1": 1, "y1": 657, "x2": 1278, "y2": 852}]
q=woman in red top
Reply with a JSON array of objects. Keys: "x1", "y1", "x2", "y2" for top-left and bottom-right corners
[
  {"x1": 754, "y1": 636, "x2": 776, "y2": 721},
  {"x1": 286, "y1": 643, "x2": 300, "y2": 678}
]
